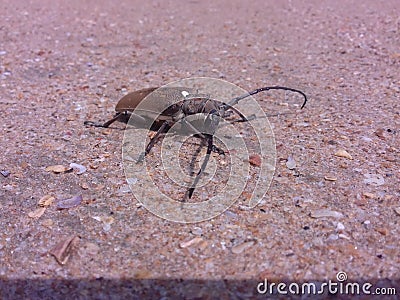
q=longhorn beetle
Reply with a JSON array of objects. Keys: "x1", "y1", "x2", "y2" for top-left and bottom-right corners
[{"x1": 85, "y1": 85, "x2": 307, "y2": 200}]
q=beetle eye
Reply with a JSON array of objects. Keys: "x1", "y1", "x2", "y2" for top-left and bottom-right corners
[{"x1": 181, "y1": 91, "x2": 190, "y2": 98}]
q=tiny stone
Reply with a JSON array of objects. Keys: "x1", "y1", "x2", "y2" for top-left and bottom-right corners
[
  {"x1": 180, "y1": 237, "x2": 203, "y2": 248},
  {"x1": 41, "y1": 218, "x2": 54, "y2": 227},
  {"x1": 0, "y1": 170, "x2": 10, "y2": 177},
  {"x1": 336, "y1": 222, "x2": 345, "y2": 231},
  {"x1": 83, "y1": 242, "x2": 100, "y2": 256},
  {"x1": 56, "y1": 194, "x2": 83, "y2": 209},
  {"x1": 231, "y1": 240, "x2": 255, "y2": 254},
  {"x1": 310, "y1": 209, "x2": 343, "y2": 219},
  {"x1": 394, "y1": 208, "x2": 400, "y2": 216},
  {"x1": 45, "y1": 165, "x2": 72, "y2": 174},
  {"x1": 375, "y1": 227, "x2": 389, "y2": 236},
  {"x1": 38, "y1": 195, "x2": 55, "y2": 207},
  {"x1": 118, "y1": 185, "x2": 131, "y2": 193},
  {"x1": 334, "y1": 149, "x2": 353, "y2": 160},
  {"x1": 249, "y1": 154, "x2": 261, "y2": 167},
  {"x1": 324, "y1": 175, "x2": 337, "y2": 181},
  {"x1": 363, "y1": 192, "x2": 375, "y2": 199},
  {"x1": 338, "y1": 234, "x2": 351, "y2": 240},
  {"x1": 28, "y1": 207, "x2": 46, "y2": 218},
  {"x1": 69, "y1": 163, "x2": 87, "y2": 175},
  {"x1": 191, "y1": 227, "x2": 203, "y2": 235},
  {"x1": 286, "y1": 156, "x2": 297, "y2": 170}
]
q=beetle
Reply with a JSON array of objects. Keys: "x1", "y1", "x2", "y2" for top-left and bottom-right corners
[{"x1": 85, "y1": 85, "x2": 307, "y2": 200}]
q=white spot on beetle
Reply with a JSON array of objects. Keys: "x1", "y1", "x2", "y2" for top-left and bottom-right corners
[{"x1": 181, "y1": 91, "x2": 190, "y2": 98}]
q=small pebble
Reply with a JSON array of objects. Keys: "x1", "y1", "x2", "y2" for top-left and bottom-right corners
[
  {"x1": 336, "y1": 222, "x2": 345, "y2": 231},
  {"x1": 49, "y1": 235, "x2": 80, "y2": 265},
  {"x1": 38, "y1": 195, "x2": 55, "y2": 207},
  {"x1": 83, "y1": 242, "x2": 100, "y2": 256},
  {"x1": 45, "y1": 165, "x2": 72, "y2": 174},
  {"x1": 375, "y1": 227, "x2": 389, "y2": 236},
  {"x1": 363, "y1": 192, "x2": 375, "y2": 199},
  {"x1": 92, "y1": 215, "x2": 114, "y2": 232},
  {"x1": 41, "y1": 218, "x2": 54, "y2": 227},
  {"x1": 28, "y1": 207, "x2": 46, "y2": 218},
  {"x1": 394, "y1": 208, "x2": 400, "y2": 216},
  {"x1": 180, "y1": 237, "x2": 203, "y2": 248},
  {"x1": 374, "y1": 128, "x2": 387, "y2": 139},
  {"x1": 0, "y1": 170, "x2": 10, "y2": 177},
  {"x1": 231, "y1": 240, "x2": 255, "y2": 254},
  {"x1": 338, "y1": 234, "x2": 351, "y2": 240},
  {"x1": 286, "y1": 156, "x2": 297, "y2": 170},
  {"x1": 249, "y1": 154, "x2": 262, "y2": 167},
  {"x1": 334, "y1": 149, "x2": 353, "y2": 160},
  {"x1": 191, "y1": 227, "x2": 203, "y2": 235},
  {"x1": 69, "y1": 163, "x2": 87, "y2": 175},
  {"x1": 310, "y1": 209, "x2": 343, "y2": 219},
  {"x1": 324, "y1": 175, "x2": 337, "y2": 181},
  {"x1": 56, "y1": 194, "x2": 83, "y2": 209},
  {"x1": 118, "y1": 185, "x2": 131, "y2": 193}
]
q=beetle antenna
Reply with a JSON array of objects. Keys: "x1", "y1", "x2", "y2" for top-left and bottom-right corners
[{"x1": 227, "y1": 86, "x2": 308, "y2": 109}]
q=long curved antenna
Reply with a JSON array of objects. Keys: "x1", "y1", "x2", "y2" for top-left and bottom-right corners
[{"x1": 227, "y1": 86, "x2": 308, "y2": 109}]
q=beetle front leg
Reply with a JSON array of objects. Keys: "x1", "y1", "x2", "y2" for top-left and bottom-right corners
[
  {"x1": 184, "y1": 134, "x2": 214, "y2": 201},
  {"x1": 136, "y1": 120, "x2": 171, "y2": 163}
]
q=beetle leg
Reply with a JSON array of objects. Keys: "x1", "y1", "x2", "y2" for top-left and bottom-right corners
[
  {"x1": 136, "y1": 120, "x2": 171, "y2": 163},
  {"x1": 84, "y1": 112, "x2": 124, "y2": 128},
  {"x1": 102, "y1": 112, "x2": 124, "y2": 127},
  {"x1": 184, "y1": 134, "x2": 214, "y2": 200}
]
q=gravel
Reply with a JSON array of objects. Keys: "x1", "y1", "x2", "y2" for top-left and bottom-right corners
[{"x1": 0, "y1": 0, "x2": 399, "y2": 299}]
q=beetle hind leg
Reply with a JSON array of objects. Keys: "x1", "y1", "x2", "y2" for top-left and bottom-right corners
[{"x1": 84, "y1": 112, "x2": 124, "y2": 128}]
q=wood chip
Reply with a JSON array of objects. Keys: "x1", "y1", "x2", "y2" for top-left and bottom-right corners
[
  {"x1": 28, "y1": 207, "x2": 46, "y2": 218},
  {"x1": 49, "y1": 235, "x2": 80, "y2": 265},
  {"x1": 394, "y1": 208, "x2": 400, "y2": 216},
  {"x1": 310, "y1": 209, "x2": 343, "y2": 219},
  {"x1": 45, "y1": 165, "x2": 72, "y2": 174},
  {"x1": 38, "y1": 195, "x2": 55, "y2": 207},
  {"x1": 324, "y1": 176, "x2": 337, "y2": 181},
  {"x1": 231, "y1": 240, "x2": 256, "y2": 254},
  {"x1": 334, "y1": 149, "x2": 353, "y2": 160}
]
